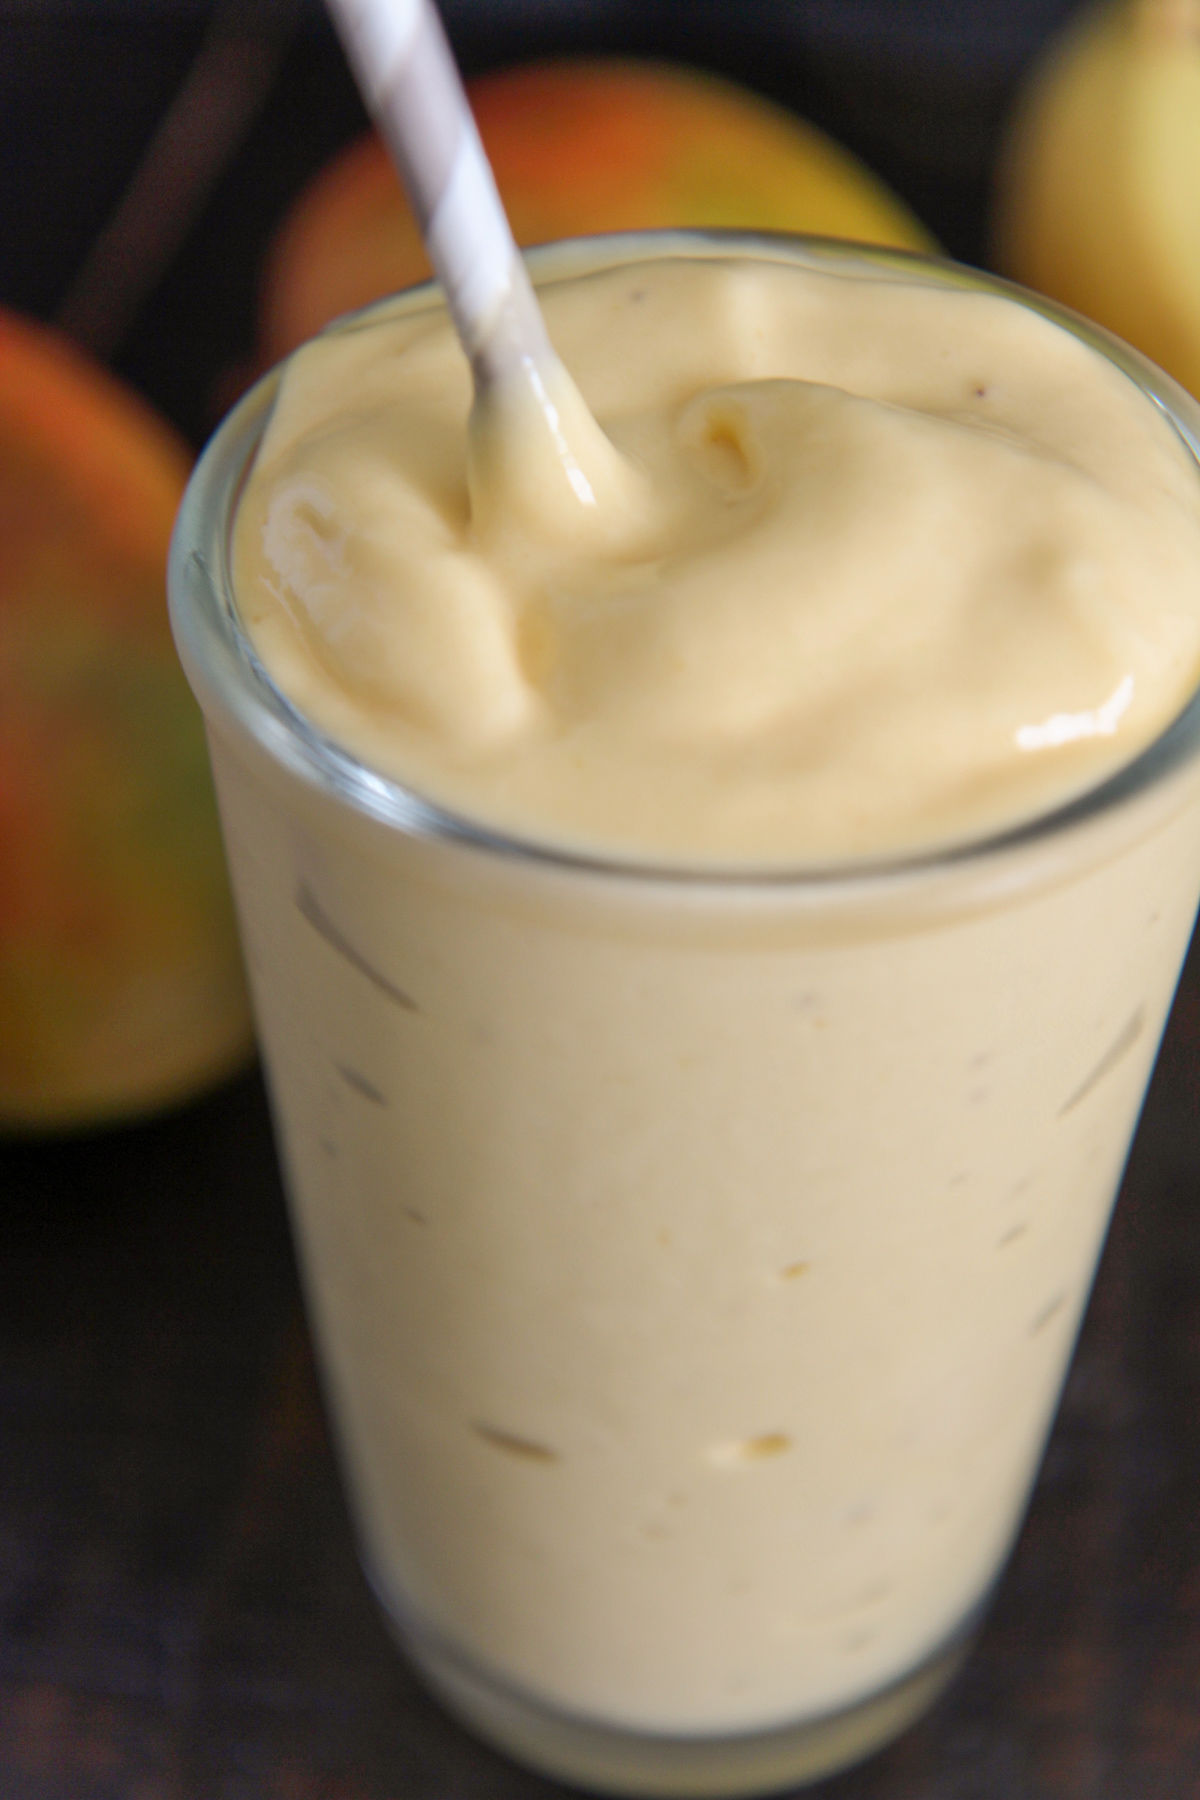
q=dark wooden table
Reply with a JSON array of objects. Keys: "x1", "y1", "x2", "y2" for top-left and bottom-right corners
[{"x1": 2, "y1": 925, "x2": 1199, "y2": 1800}]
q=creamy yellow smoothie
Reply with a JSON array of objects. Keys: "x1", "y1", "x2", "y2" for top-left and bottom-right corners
[
  {"x1": 233, "y1": 247, "x2": 1200, "y2": 867},
  {"x1": 171, "y1": 236, "x2": 1200, "y2": 1795}
]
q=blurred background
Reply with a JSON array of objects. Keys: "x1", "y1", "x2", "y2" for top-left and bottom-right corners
[
  {"x1": 1, "y1": 0, "x2": 1079, "y2": 448},
  {"x1": 6, "y1": 4, "x2": 1200, "y2": 1797}
]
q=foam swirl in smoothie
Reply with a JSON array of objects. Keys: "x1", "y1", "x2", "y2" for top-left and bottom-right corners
[{"x1": 234, "y1": 252, "x2": 1200, "y2": 864}]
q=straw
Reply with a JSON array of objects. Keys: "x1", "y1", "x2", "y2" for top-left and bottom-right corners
[
  {"x1": 322, "y1": 0, "x2": 649, "y2": 546},
  {"x1": 325, "y1": 0, "x2": 559, "y2": 390}
]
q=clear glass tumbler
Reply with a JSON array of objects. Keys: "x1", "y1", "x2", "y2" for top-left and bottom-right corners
[{"x1": 169, "y1": 235, "x2": 1200, "y2": 1796}]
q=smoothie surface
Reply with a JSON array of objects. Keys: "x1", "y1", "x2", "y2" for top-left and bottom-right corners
[{"x1": 234, "y1": 249, "x2": 1200, "y2": 865}]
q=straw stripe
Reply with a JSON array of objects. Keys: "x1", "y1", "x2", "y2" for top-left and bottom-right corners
[
  {"x1": 334, "y1": 0, "x2": 420, "y2": 110},
  {"x1": 325, "y1": 0, "x2": 544, "y2": 380},
  {"x1": 427, "y1": 131, "x2": 521, "y2": 357}
]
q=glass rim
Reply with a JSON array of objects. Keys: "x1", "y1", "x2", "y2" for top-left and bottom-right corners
[{"x1": 169, "y1": 228, "x2": 1200, "y2": 894}]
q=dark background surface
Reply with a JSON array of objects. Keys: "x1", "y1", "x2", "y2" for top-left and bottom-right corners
[{"x1": 3, "y1": 2, "x2": 1200, "y2": 1796}]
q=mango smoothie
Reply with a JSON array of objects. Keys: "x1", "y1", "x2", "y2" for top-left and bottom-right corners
[{"x1": 170, "y1": 235, "x2": 1200, "y2": 1794}]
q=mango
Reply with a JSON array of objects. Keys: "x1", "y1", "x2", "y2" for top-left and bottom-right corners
[{"x1": 0, "y1": 309, "x2": 253, "y2": 1132}]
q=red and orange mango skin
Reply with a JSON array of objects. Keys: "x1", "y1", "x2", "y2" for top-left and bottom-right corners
[{"x1": 0, "y1": 310, "x2": 253, "y2": 1131}]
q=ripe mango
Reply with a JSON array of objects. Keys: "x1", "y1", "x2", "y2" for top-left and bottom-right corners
[{"x1": 0, "y1": 310, "x2": 253, "y2": 1131}]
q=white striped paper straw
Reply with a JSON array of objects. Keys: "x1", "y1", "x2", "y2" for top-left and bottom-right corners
[{"x1": 324, "y1": 0, "x2": 554, "y2": 388}]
